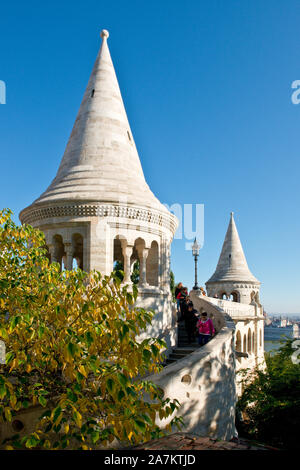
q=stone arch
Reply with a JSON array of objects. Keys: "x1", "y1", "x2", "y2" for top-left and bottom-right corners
[
  {"x1": 252, "y1": 331, "x2": 255, "y2": 355},
  {"x1": 72, "y1": 233, "x2": 83, "y2": 269},
  {"x1": 236, "y1": 330, "x2": 242, "y2": 352},
  {"x1": 247, "y1": 328, "x2": 252, "y2": 354},
  {"x1": 230, "y1": 291, "x2": 240, "y2": 302},
  {"x1": 52, "y1": 234, "x2": 64, "y2": 270},
  {"x1": 221, "y1": 292, "x2": 228, "y2": 300},
  {"x1": 146, "y1": 241, "x2": 159, "y2": 286},
  {"x1": 113, "y1": 236, "x2": 125, "y2": 281},
  {"x1": 113, "y1": 236, "x2": 125, "y2": 265},
  {"x1": 236, "y1": 330, "x2": 242, "y2": 363},
  {"x1": 243, "y1": 334, "x2": 247, "y2": 353}
]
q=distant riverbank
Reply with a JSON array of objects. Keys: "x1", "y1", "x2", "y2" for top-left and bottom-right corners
[{"x1": 264, "y1": 326, "x2": 294, "y2": 353}]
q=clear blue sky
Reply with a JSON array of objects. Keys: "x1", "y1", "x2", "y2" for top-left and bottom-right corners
[{"x1": 0, "y1": 0, "x2": 299, "y2": 313}]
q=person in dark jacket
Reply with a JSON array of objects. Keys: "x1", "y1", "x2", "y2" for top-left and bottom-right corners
[
  {"x1": 184, "y1": 302, "x2": 198, "y2": 344},
  {"x1": 176, "y1": 286, "x2": 188, "y2": 320}
]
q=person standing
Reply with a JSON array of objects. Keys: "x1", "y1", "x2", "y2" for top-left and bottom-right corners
[
  {"x1": 179, "y1": 287, "x2": 188, "y2": 319},
  {"x1": 197, "y1": 312, "x2": 215, "y2": 346},
  {"x1": 175, "y1": 282, "x2": 183, "y2": 314},
  {"x1": 184, "y1": 302, "x2": 198, "y2": 344}
]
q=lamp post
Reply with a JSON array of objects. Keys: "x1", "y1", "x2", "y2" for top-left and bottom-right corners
[{"x1": 192, "y1": 237, "x2": 200, "y2": 291}]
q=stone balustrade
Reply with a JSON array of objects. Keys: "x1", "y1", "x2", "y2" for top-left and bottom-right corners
[{"x1": 146, "y1": 318, "x2": 237, "y2": 440}]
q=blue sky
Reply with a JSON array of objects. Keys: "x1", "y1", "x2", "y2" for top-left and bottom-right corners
[{"x1": 0, "y1": 0, "x2": 299, "y2": 313}]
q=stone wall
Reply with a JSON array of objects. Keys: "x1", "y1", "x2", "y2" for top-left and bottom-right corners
[{"x1": 136, "y1": 291, "x2": 177, "y2": 356}]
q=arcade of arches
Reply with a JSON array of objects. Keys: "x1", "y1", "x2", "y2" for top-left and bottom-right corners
[{"x1": 46, "y1": 232, "x2": 160, "y2": 289}]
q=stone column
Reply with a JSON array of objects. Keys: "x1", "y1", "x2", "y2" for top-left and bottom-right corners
[
  {"x1": 64, "y1": 243, "x2": 73, "y2": 270},
  {"x1": 138, "y1": 248, "x2": 149, "y2": 287},
  {"x1": 121, "y1": 244, "x2": 133, "y2": 284}
]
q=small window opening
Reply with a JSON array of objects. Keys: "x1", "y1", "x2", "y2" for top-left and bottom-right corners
[
  {"x1": 127, "y1": 131, "x2": 131, "y2": 141},
  {"x1": 91, "y1": 89, "x2": 95, "y2": 97}
]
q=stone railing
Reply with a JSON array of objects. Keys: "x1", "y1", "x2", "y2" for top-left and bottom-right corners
[
  {"x1": 193, "y1": 294, "x2": 263, "y2": 320},
  {"x1": 146, "y1": 318, "x2": 237, "y2": 440}
]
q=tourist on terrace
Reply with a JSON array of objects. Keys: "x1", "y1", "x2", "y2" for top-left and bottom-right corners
[
  {"x1": 184, "y1": 302, "x2": 198, "y2": 344},
  {"x1": 197, "y1": 312, "x2": 215, "y2": 346},
  {"x1": 175, "y1": 282, "x2": 183, "y2": 313},
  {"x1": 176, "y1": 286, "x2": 188, "y2": 320}
]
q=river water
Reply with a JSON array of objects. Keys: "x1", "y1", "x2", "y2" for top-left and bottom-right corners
[{"x1": 264, "y1": 326, "x2": 294, "y2": 353}]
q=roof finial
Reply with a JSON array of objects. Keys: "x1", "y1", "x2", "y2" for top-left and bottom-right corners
[
  {"x1": 100, "y1": 29, "x2": 109, "y2": 40},
  {"x1": 230, "y1": 211, "x2": 234, "y2": 217}
]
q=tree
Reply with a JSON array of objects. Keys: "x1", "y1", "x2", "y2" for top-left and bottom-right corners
[
  {"x1": 236, "y1": 338, "x2": 300, "y2": 449},
  {"x1": 0, "y1": 209, "x2": 182, "y2": 450}
]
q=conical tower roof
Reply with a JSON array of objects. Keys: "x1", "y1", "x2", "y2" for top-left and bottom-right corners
[
  {"x1": 207, "y1": 212, "x2": 260, "y2": 284},
  {"x1": 26, "y1": 30, "x2": 168, "y2": 214}
]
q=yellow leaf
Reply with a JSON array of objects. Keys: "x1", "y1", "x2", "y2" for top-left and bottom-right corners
[
  {"x1": 10, "y1": 395, "x2": 17, "y2": 408},
  {"x1": 4, "y1": 407, "x2": 12, "y2": 421},
  {"x1": 78, "y1": 365, "x2": 87, "y2": 378}
]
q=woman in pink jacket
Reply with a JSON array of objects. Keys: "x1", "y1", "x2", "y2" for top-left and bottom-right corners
[{"x1": 196, "y1": 312, "x2": 215, "y2": 346}]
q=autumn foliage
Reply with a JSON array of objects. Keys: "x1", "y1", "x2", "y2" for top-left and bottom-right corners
[{"x1": 0, "y1": 209, "x2": 181, "y2": 449}]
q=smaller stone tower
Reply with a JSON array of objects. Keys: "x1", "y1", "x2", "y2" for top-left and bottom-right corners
[{"x1": 206, "y1": 212, "x2": 260, "y2": 305}]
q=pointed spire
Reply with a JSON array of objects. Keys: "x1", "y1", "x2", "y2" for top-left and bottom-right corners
[
  {"x1": 33, "y1": 30, "x2": 167, "y2": 212},
  {"x1": 207, "y1": 212, "x2": 259, "y2": 284}
]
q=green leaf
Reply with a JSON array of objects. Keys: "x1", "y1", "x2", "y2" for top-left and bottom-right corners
[
  {"x1": 67, "y1": 342, "x2": 77, "y2": 357},
  {"x1": 52, "y1": 406, "x2": 62, "y2": 423},
  {"x1": 91, "y1": 431, "x2": 100, "y2": 444},
  {"x1": 0, "y1": 382, "x2": 6, "y2": 399},
  {"x1": 133, "y1": 419, "x2": 146, "y2": 432},
  {"x1": 38, "y1": 396, "x2": 47, "y2": 407},
  {"x1": 107, "y1": 378, "x2": 114, "y2": 393},
  {"x1": 25, "y1": 436, "x2": 39, "y2": 448},
  {"x1": 85, "y1": 331, "x2": 93, "y2": 346},
  {"x1": 82, "y1": 303, "x2": 89, "y2": 314},
  {"x1": 142, "y1": 349, "x2": 152, "y2": 362},
  {"x1": 117, "y1": 372, "x2": 128, "y2": 389}
]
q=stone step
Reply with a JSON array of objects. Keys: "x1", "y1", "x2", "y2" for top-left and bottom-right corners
[
  {"x1": 165, "y1": 358, "x2": 177, "y2": 364},
  {"x1": 173, "y1": 347, "x2": 197, "y2": 354},
  {"x1": 162, "y1": 322, "x2": 200, "y2": 367},
  {"x1": 168, "y1": 353, "x2": 188, "y2": 360}
]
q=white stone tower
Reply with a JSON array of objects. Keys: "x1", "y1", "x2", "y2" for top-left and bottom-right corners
[
  {"x1": 206, "y1": 212, "x2": 261, "y2": 305},
  {"x1": 19, "y1": 30, "x2": 178, "y2": 349}
]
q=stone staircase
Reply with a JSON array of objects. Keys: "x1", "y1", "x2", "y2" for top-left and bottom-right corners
[{"x1": 164, "y1": 320, "x2": 199, "y2": 366}]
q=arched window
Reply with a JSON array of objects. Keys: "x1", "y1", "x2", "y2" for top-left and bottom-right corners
[{"x1": 243, "y1": 335, "x2": 247, "y2": 353}]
